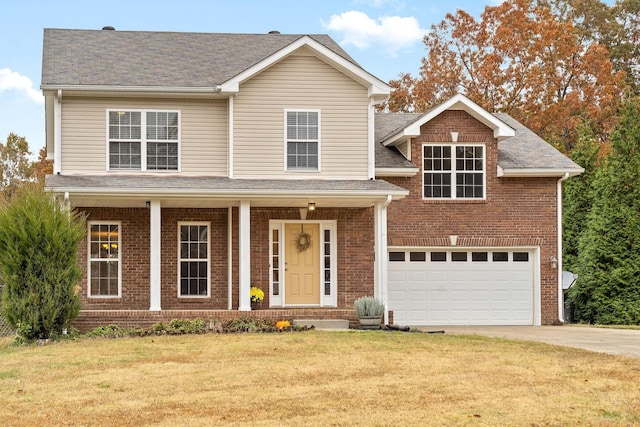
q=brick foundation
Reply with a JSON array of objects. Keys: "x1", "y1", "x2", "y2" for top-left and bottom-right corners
[{"x1": 72, "y1": 309, "x2": 365, "y2": 332}]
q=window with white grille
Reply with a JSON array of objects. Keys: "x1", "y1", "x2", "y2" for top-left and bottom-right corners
[
  {"x1": 108, "y1": 110, "x2": 179, "y2": 171},
  {"x1": 286, "y1": 110, "x2": 319, "y2": 171},
  {"x1": 423, "y1": 144, "x2": 484, "y2": 199}
]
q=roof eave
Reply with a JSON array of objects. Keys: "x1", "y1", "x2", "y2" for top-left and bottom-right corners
[
  {"x1": 41, "y1": 84, "x2": 224, "y2": 94},
  {"x1": 497, "y1": 166, "x2": 584, "y2": 177},
  {"x1": 45, "y1": 185, "x2": 409, "y2": 199},
  {"x1": 375, "y1": 167, "x2": 419, "y2": 177}
]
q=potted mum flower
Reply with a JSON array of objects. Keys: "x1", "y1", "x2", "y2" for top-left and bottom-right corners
[{"x1": 250, "y1": 286, "x2": 264, "y2": 309}]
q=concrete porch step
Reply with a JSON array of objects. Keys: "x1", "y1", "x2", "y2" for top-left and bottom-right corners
[{"x1": 293, "y1": 319, "x2": 350, "y2": 330}]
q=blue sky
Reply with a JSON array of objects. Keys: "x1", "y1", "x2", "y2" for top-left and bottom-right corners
[{"x1": 0, "y1": 0, "x2": 536, "y2": 155}]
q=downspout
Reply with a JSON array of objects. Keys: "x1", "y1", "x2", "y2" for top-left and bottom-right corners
[
  {"x1": 53, "y1": 90, "x2": 62, "y2": 174},
  {"x1": 557, "y1": 172, "x2": 570, "y2": 323},
  {"x1": 228, "y1": 95, "x2": 234, "y2": 178},
  {"x1": 228, "y1": 206, "x2": 233, "y2": 310},
  {"x1": 381, "y1": 194, "x2": 392, "y2": 325},
  {"x1": 367, "y1": 99, "x2": 375, "y2": 179}
]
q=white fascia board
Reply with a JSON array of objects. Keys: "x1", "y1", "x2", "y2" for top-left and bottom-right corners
[
  {"x1": 219, "y1": 35, "x2": 391, "y2": 97},
  {"x1": 382, "y1": 93, "x2": 515, "y2": 147},
  {"x1": 497, "y1": 165, "x2": 584, "y2": 177},
  {"x1": 40, "y1": 84, "x2": 223, "y2": 95},
  {"x1": 45, "y1": 186, "x2": 409, "y2": 199},
  {"x1": 375, "y1": 167, "x2": 419, "y2": 177}
]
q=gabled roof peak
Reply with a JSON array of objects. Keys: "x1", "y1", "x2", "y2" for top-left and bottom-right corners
[
  {"x1": 381, "y1": 94, "x2": 516, "y2": 147},
  {"x1": 42, "y1": 29, "x2": 389, "y2": 94}
]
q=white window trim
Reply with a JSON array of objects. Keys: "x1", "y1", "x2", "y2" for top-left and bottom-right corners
[
  {"x1": 177, "y1": 221, "x2": 211, "y2": 298},
  {"x1": 106, "y1": 109, "x2": 181, "y2": 172},
  {"x1": 422, "y1": 143, "x2": 486, "y2": 200},
  {"x1": 283, "y1": 109, "x2": 321, "y2": 173},
  {"x1": 87, "y1": 221, "x2": 122, "y2": 298},
  {"x1": 268, "y1": 220, "x2": 337, "y2": 308}
]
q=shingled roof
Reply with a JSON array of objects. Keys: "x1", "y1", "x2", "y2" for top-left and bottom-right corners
[
  {"x1": 494, "y1": 113, "x2": 583, "y2": 174},
  {"x1": 41, "y1": 28, "x2": 360, "y2": 88},
  {"x1": 374, "y1": 111, "x2": 583, "y2": 175},
  {"x1": 374, "y1": 113, "x2": 421, "y2": 169}
]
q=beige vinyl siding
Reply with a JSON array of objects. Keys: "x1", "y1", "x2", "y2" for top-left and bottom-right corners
[
  {"x1": 233, "y1": 51, "x2": 370, "y2": 179},
  {"x1": 60, "y1": 97, "x2": 228, "y2": 175}
]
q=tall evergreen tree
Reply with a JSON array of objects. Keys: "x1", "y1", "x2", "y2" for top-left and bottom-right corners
[
  {"x1": 562, "y1": 128, "x2": 602, "y2": 272},
  {"x1": 0, "y1": 185, "x2": 86, "y2": 340},
  {"x1": 569, "y1": 99, "x2": 640, "y2": 324}
]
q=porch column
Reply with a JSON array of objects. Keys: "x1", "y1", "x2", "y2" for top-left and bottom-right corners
[
  {"x1": 374, "y1": 196, "x2": 392, "y2": 324},
  {"x1": 149, "y1": 200, "x2": 162, "y2": 311},
  {"x1": 238, "y1": 200, "x2": 251, "y2": 311}
]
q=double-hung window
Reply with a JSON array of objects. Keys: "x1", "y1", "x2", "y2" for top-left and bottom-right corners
[
  {"x1": 423, "y1": 144, "x2": 485, "y2": 199},
  {"x1": 88, "y1": 222, "x2": 121, "y2": 297},
  {"x1": 286, "y1": 110, "x2": 319, "y2": 171},
  {"x1": 178, "y1": 222, "x2": 210, "y2": 297},
  {"x1": 108, "y1": 110, "x2": 179, "y2": 171}
]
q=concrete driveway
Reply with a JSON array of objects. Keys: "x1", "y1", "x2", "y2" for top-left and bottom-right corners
[{"x1": 415, "y1": 325, "x2": 640, "y2": 358}]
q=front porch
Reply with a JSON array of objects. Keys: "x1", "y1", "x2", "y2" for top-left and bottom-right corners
[{"x1": 45, "y1": 174, "x2": 408, "y2": 328}]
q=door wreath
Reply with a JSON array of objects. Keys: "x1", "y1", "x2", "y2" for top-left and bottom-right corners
[{"x1": 296, "y1": 225, "x2": 312, "y2": 252}]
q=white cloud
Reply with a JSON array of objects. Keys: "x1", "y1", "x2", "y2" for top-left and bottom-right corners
[
  {"x1": 0, "y1": 68, "x2": 43, "y2": 104},
  {"x1": 322, "y1": 11, "x2": 427, "y2": 57}
]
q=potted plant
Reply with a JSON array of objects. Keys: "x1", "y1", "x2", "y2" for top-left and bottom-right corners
[
  {"x1": 250, "y1": 286, "x2": 264, "y2": 309},
  {"x1": 354, "y1": 296, "x2": 384, "y2": 330}
]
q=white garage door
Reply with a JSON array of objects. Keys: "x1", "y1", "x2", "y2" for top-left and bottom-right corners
[{"x1": 388, "y1": 249, "x2": 535, "y2": 326}]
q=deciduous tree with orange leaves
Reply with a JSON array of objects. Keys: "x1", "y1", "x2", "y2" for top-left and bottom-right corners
[{"x1": 387, "y1": 0, "x2": 627, "y2": 151}]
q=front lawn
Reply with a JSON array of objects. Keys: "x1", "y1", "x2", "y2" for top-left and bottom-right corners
[{"x1": 0, "y1": 331, "x2": 638, "y2": 426}]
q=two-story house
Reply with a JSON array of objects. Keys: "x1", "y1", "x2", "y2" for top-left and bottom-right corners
[{"x1": 41, "y1": 28, "x2": 582, "y2": 330}]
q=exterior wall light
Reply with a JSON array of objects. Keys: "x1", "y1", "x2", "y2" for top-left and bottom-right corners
[
  {"x1": 308, "y1": 202, "x2": 316, "y2": 211},
  {"x1": 550, "y1": 256, "x2": 558, "y2": 269}
]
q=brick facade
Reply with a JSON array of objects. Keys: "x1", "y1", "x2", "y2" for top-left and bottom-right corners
[
  {"x1": 383, "y1": 110, "x2": 560, "y2": 325},
  {"x1": 74, "y1": 206, "x2": 375, "y2": 330}
]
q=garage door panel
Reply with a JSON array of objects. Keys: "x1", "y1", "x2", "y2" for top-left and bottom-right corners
[
  {"x1": 430, "y1": 291, "x2": 448, "y2": 303},
  {"x1": 389, "y1": 270, "x2": 408, "y2": 282},
  {"x1": 430, "y1": 270, "x2": 449, "y2": 281},
  {"x1": 389, "y1": 248, "x2": 535, "y2": 326}
]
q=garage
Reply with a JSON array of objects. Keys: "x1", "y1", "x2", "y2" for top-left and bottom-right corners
[{"x1": 388, "y1": 249, "x2": 537, "y2": 326}]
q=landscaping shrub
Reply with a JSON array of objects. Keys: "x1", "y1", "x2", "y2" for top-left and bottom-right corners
[
  {"x1": 0, "y1": 185, "x2": 85, "y2": 341},
  {"x1": 222, "y1": 317, "x2": 277, "y2": 333},
  {"x1": 85, "y1": 324, "x2": 145, "y2": 339},
  {"x1": 152, "y1": 319, "x2": 207, "y2": 335}
]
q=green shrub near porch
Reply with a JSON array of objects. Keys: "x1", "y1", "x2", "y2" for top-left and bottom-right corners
[{"x1": 0, "y1": 185, "x2": 86, "y2": 341}]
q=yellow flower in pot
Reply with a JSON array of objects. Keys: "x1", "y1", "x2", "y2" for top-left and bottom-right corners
[{"x1": 250, "y1": 287, "x2": 264, "y2": 309}]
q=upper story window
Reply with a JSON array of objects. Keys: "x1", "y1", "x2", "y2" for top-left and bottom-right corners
[
  {"x1": 286, "y1": 110, "x2": 319, "y2": 171},
  {"x1": 108, "y1": 110, "x2": 179, "y2": 171},
  {"x1": 423, "y1": 144, "x2": 485, "y2": 199}
]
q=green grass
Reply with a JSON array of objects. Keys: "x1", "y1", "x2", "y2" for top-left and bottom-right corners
[{"x1": 0, "y1": 331, "x2": 639, "y2": 426}]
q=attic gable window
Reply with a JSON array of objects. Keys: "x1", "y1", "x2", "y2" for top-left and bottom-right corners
[
  {"x1": 423, "y1": 144, "x2": 485, "y2": 199},
  {"x1": 286, "y1": 110, "x2": 320, "y2": 171},
  {"x1": 108, "y1": 110, "x2": 179, "y2": 171}
]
